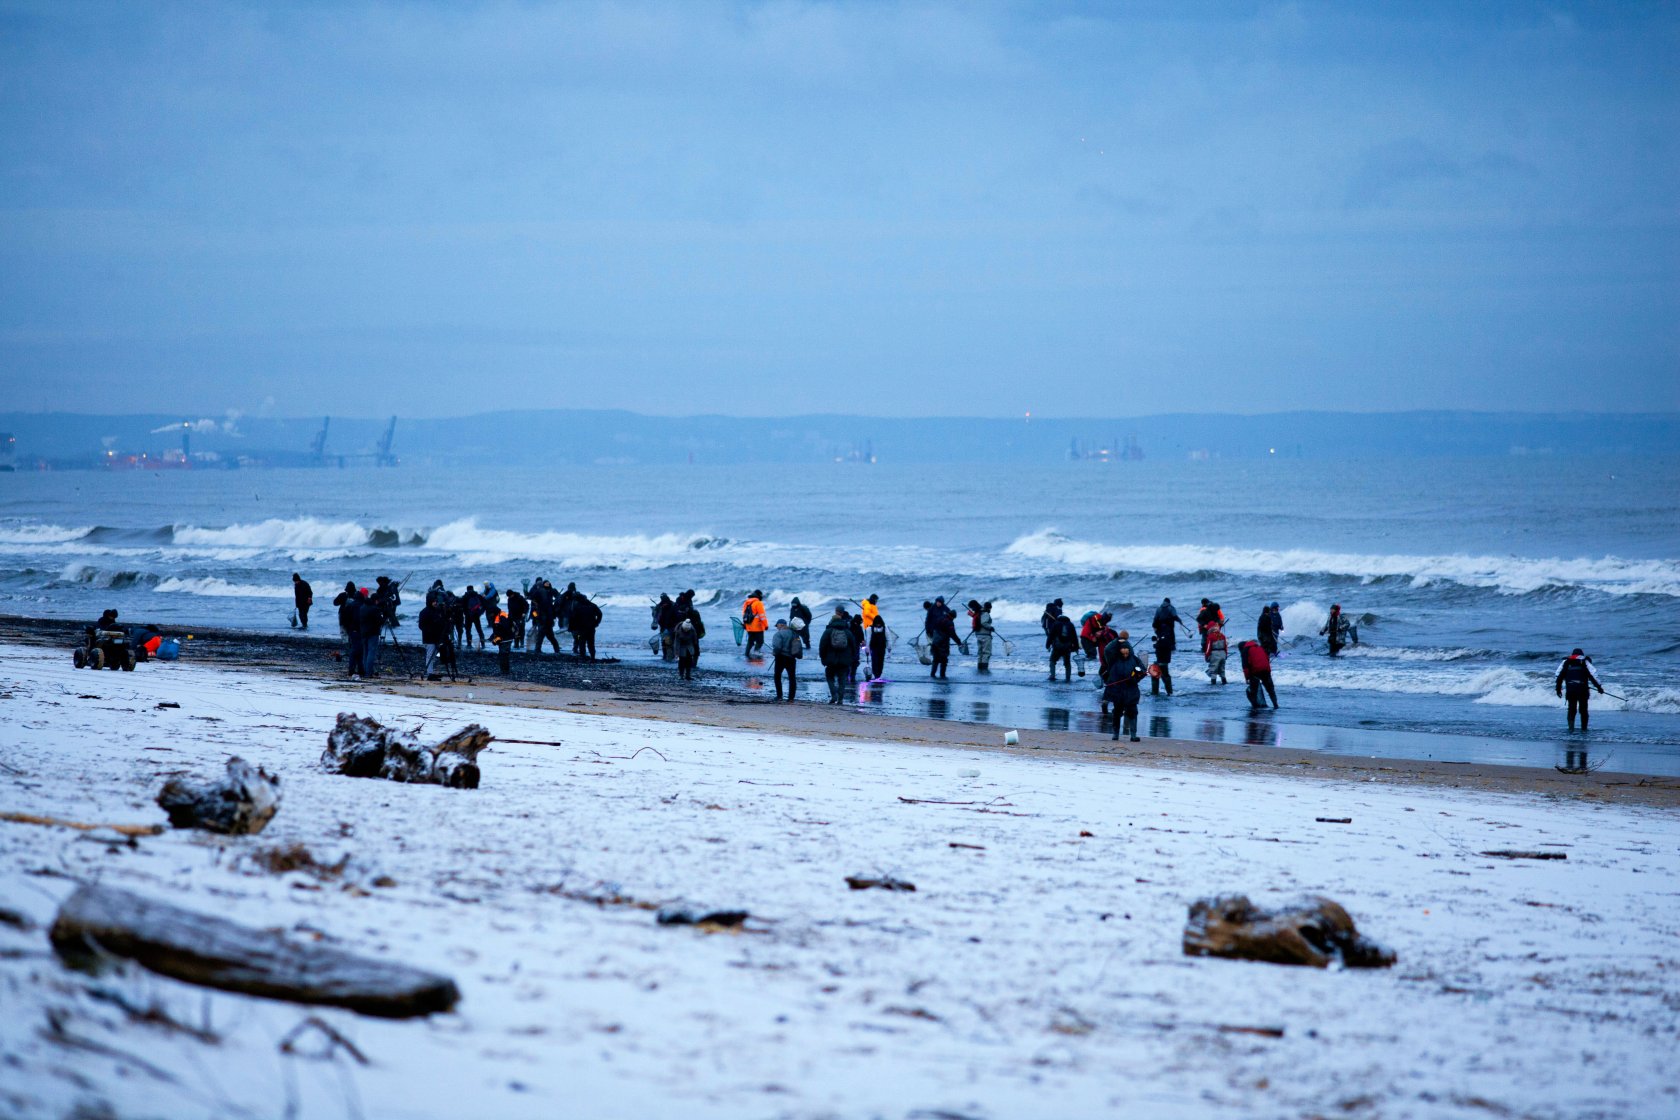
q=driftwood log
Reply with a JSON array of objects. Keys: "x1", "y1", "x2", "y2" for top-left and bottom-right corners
[
  {"x1": 1183, "y1": 894, "x2": 1396, "y2": 969},
  {"x1": 156, "y1": 757, "x2": 281, "y2": 835},
  {"x1": 50, "y1": 884, "x2": 459, "y2": 1018},
  {"x1": 321, "y1": 713, "x2": 491, "y2": 789}
]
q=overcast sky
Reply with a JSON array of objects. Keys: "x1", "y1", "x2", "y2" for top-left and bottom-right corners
[{"x1": 0, "y1": 1, "x2": 1675, "y2": 418}]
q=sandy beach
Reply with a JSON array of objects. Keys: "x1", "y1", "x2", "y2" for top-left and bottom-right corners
[{"x1": 2, "y1": 639, "x2": 1677, "y2": 1119}]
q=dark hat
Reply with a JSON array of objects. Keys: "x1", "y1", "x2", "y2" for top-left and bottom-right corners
[{"x1": 1571, "y1": 647, "x2": 1584, "y2": 656}]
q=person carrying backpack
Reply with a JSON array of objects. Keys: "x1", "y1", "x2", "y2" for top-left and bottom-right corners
[
  {"x1": 674, "y1": 618, "x2": 701, "y2": 680},
  {"x1": 1203, "y1": 620, "x2": 1228, "y2": 684},
  {"x1": 1238, "y1": 639, "x2": 1278, "y2": 708},
  {"x1": 741, "y1": 591, "x2": 769, "y2": 657},
  {"x1": 1102, "y1": 637, "x2": 1147, "y2": 743},
  {"x1": 1554, "y1": 648, "x2": 1604, "y2": 731},
  {"x1": 1049, "y1": 612, "x2": 1079, "y2": 681},
  {"x1": 769, "y1": 618, "x2": 802, "y2": 700},
  {"x1": 461, "y1": 585, "x2": 486, "y2": 650},
  {"x1": 818, "y1": 608, "x2": 854, "y2": 704}
]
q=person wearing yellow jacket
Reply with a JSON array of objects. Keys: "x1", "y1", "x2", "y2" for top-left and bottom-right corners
[{"x1": 741, "y1": 590, "x2": 769, "y2": 657}]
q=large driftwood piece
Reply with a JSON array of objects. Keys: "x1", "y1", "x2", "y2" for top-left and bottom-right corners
[
  {"x1": 50, "y1": 884, "x2": 460, "y2": 1018},
  {"x1": 322, "y1": 713, "x2": 490, "y2": 788},
  {"x1": 1183, "y1": 894, "x2": 1396, "y2": 969},
  {"x1": 156, "y1": 757, "x2": 280, "y2": 835}
]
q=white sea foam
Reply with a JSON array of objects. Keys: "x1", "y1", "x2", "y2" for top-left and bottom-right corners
[
  {"x1": 0, "y1": 522, "x2": 94, "y2": 546},
  {"x1": 171, "y1": 517, "x2": 380, "y2": 551},
  {"x1": 154, "y1": 576, "x2": 292, "y2": 599},
  {"x1": 422, "y1": 520, "x2": 738, "y2": 569},
  {"x1": 1003, "y1": 529, "x2": 1680, "y2": 597}
]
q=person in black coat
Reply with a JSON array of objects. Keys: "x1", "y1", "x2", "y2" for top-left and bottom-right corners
[
  {"x1": 818, "y1": 609, "x2": 854, "y2": 704},
  {"x1": 1257, "y1": 602, "x2": 1284, "y2": 655},
  {"x1": 789, "y1": 596, "x2": 814, "y2": 648},
  {"x1": 1554, "y1": 648, "x2": 1604, "y2": 731},
  {"x1": 1150, "y1": 613, "x2": 1176, "y2": 697},
  {"x1": 655, "y1": 593, "x2": 680, "y2": 660},
  {"x1": 292, "y1": 573, "x2": 313, "y2": 630},
  {"x1": 355, "y1": 594, "x2": 386, "y2": 678},
  {"x1": 490, "y1": 610, "x2": 515, "y2": 675},
  {"x1": 334, "y1": 581, "x2": 364, "y2": 677},
  {"x1": 1102, "y1": 637, "x2": 1147, "y2": 742},
  {"x1": 418, "y1": 599, "x2": 454, "y2": 680},
  {"x1": 506, "y1": 588, "x2": 529, "y2": 649},
  {"x1": 530, "y1": 580, "x2": 560, "y2": 655},
  {"x1": 868, "y1": 618, "x2": 888, "y2": 681},
  {"x1": 461, "y1": 586, "x2": 487, "y2": 650},
  {"x1": 1048, "y1": 613, "x2": 1079, "y2": 681},
  {"x1": 847, "y1": 611, "x2": 865, "y2": 684},
  {"x1": 569, "y1": 595, "x2": 602, "y2": 660}
]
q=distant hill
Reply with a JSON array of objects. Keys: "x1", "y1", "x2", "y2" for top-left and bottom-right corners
[{"x1": 1, "y1": 410, "x2": 1674, "y2": 468}]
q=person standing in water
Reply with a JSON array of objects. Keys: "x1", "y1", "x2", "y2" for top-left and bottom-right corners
[
  {"x1": 1257, "y1": 602, "x2": 1284, "y2": 655},
  {"x1": 819, "y1": 607, "x2": 854, "y2": 704},
  {"x1": 291, "y1": 573, "x2": 313, "y2": 630},
  {"x1": 674, "y1": 618, "x2": 701, "y2": 681},
  {"x1": 1321, "y1": 604, "x2": 1356, "y2": 655},
  {"x1": 1237, "y1": 639, "x2": 1278, "y2": 708},
  {"x1": 1203, "y1": 619, "x2": 1228, "y2": 684},
  {"x1": 1554, "y1": 648, "x2": 1604, "y2": 731},
  {"x1": 868, "y1": 617, "x2": 888, "y2": 681},
  {"x1": 741, "y1": 590, "x2": 769, "y2": 658},
  {"x1": 1048, "y1": 611, "x2": 1079, "y2": 681},
  {"x1": 968, "y1": 600, "x2": 994, "y2": 673},
  {"x1": 790, "y1": 596, "x2": 814, "y2": 648},
  {"x1": 1102, "y1": 637, "x2": 1147, "y2": 743},
  {"x1": 1150, "y1": 610, "x2": 1176, "y2": 697}
]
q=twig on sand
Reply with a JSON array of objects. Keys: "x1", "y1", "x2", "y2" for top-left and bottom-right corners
[
  {"x1": 898, "y1": 796, "x2": 1015, "y2": 807},
  {"x1": 580, "y1": 746, "x2": 668, "y2": 763},
  {"x1": 278, "y1": 1016, "x2": 370, "y2": 1065},
  {"x1": 497, "y1": 737, "x2": 568, "y2": 747},
  {"x1": 0, "y1": 812, "x2": 162, "y2": 838}
]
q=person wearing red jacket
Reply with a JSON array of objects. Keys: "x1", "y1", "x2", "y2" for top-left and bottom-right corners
[{"x1": 1237, "y1": 639, "x2": 1278, "y2": 708}]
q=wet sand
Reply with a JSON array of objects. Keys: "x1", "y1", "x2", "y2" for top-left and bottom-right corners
[{"x1": 8, "y1": 612, "x2": 1673, "y2": 808}]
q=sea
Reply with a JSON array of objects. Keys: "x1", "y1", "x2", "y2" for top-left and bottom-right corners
[{"x1": 3, "y1": 456, "x2": 1678, "y2": 774}]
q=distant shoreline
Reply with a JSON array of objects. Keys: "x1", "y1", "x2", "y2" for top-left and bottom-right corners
[{"x1": 6, "y1": 613, "x2": 1673, "y2": 809}]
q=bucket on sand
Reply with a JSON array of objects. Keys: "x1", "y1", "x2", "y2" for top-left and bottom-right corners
[
  {"x1": 1004, "y1": 730, "x2": 1020, "y2": 746},
  {"x1": 156, "y1": 638, "x2": 181, "y2": 661}
]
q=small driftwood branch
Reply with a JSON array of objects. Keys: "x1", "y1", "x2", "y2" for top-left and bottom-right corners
[
  {"x1": 0, "y1": 812, "x2": 163, "y2": 838},
  {"x1": 1480, "y1": 850, "x2": 1567, "y2": 861}
]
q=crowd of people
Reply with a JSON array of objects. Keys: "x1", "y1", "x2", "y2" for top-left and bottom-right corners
[{"x1": 297, "y1": 574, "x2": 1606, "y2": 736}]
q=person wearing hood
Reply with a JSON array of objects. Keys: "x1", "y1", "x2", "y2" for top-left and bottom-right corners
[
  {"x1": 769, "y1": 618, "x2": 802, "y2": 700},
  {"x1": 674, "y1": 618, "x2": 701, "y2": 681},
  {"x1": 868, "y1": 617, "x2": 888, "y2": 681},
  {"x1": 1102, "y1": 637, "x2": 1148, "y2": 742},
  {"x1": 654, "y1": 593, "x2": 679, "y2": 660},
  {"x1": 530, "y1": 580, "x2": 561, "y2": 655},
  {"x1": 789, "y1": 596, "x2": 814, "y2": 648},
  {"x1": 335, "y1": 581, "x2": 364, "y2": 678},
  {"x1": 818, "y1": 607, "x2": 855, "y2": 704},
  {"x1": 1257, "y1": 602, "x2": 1284, "y2": 655},
  {"x1": 1040, "y1": 600, "x2": 1064, "y2": 646},
  {"x1": 1320, "y1": 604, "x2": 1356, "y2": 655},
  {"x1": 1554, "y1": 648, "x2": 1604, "y2": 731},
  {"x1": 1079, "y1": 611, "x2": 1111, "y2": 661},
  {"x1": 1150, "y1": 606, "x2": 1177, "y2": 697},
  {"x1": 1195, "y1": 598, "x2": 1225, "y2": 637},
  {"x1": 1048, "y1": 609, "x2": 1079, "y2": 681},
  {"x1": 928, "y1": 615, "x2": 951, "y2": 679},
  {"x1": 418, "y1": 594, "x2": 453, "y2": 681},
  {"x1": 569, "y1": 593, "x2": 602, "y2": 659},
  {"x1": 461, "y1": 585, "x2": 487, "y2": 650},
  {"x1": 968, "y1": 599, "x2": 994, "y2": 673},
  {"x1": 847, "y1": 610, "x2": 865, "y2": 684},
  {"x1": 425, "y1": 579, "x2": 448, "y2": 609},
  {"x1": 1203, "y1": 619, "x2": 1228, "y2": 684}
]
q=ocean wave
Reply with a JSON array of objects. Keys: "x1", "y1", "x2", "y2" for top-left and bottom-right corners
[
  {"x1": 1268, "y1": 661, "x2": 1679, "y2": 714},
  {"x1": 154, "y1": 576, "x2": 293, "y2": 599},
  {"x1": 421, "y1": 519, "x2": 736, "y2": 569},
  {"x1": 0, "y1": 522, "x2": 95, "y2": 546},
  {"x1": 1004, "y1": 530, "x2": 1680, "y2": 598},
  {"x1": 170, "y1": 517, "x2": 388, "y2": 551}
]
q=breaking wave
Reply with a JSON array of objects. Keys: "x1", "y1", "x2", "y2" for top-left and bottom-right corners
[
  {"x1": 170, "y1": 518, "x2": 392, "y2": 551},
  {"x1": 420, "y1": 520, "x2": 736, "y2": 569},
  {"x1": 153, "y1": 576, "x2": 292, "y2": 599},
  {"x1": 0, "y1": 522, "x2": 96, "y2": 546},
  {"x1": 1004, "y1": 530, "x2": 1680, "y2": 598}
]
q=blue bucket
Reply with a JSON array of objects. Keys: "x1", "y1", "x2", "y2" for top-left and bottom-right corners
[{"x1": 156, "y1": 638, "x2": 181, "y2": 661}]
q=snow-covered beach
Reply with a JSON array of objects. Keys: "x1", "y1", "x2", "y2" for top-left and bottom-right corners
[{"x1": 2, "y1": 644, "x2": 1677, "y2": 1120}]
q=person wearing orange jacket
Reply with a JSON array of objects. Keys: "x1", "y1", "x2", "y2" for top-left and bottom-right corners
[
  {"x1": 859, "y1": 594, "x2": 880, "y2": 630},
  {"x1": 741, "y1": 590, "x2": 769, "y2": 657}
]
